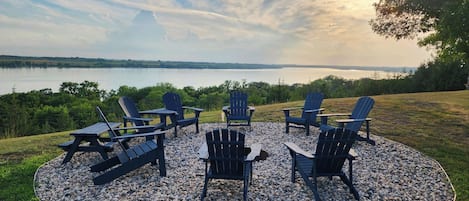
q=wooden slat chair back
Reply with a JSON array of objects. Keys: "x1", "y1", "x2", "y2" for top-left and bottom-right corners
[
  {"x1": 91, "y1": 107, "x2": 166, "y2": 185},
  {"x1": 284, "y1": 128, "x2": 359, "y2": 200},
  {"x1": 301, "y1": 92, "x2": 324, "y2": 120},
  {"x1": 230, "y1": 91, "x2": 249, "y2": 119},
  {"x1": 284, "y1": 92, "x2": 324, "y2": 136},
  {"x1": 97, "y1": 106, "x2": 130, "y2": 152},
  {"x1": 206, "y1": 129, "x2": 245, "y2": 178},
  {"x1": 223, "y1": 91, "x2": 255, "y2": 128},
  {"x1": 162, "y1": 92, "x2": 203, "y2": 136},
  {"x1": 346, "y1": 96, "x2": 375, "y2": 132},
  {"x1": 201, "y1": 129, "x2": 260, "y2": 201},
  {"x1": 163, "y1": 92, "x2": 185, "y2": 121},
  {"x1": 315, "y1": 128, "x2": 357, "y2": 175},
  {"x1": 118, "y1": 96, "x2": 164, "y2": 135},
  {"x1": 118, "y1": 96, "x2": 145, "y2": 127}
]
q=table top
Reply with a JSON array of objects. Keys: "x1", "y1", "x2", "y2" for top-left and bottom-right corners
[
  {"x1": 70, "y1": 122, "x2": 120, "y2": 136},
  {"x1": 140, "y1": 108, "x2": 178, "y2": 115}
]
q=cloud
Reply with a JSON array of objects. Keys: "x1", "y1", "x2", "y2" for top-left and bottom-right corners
[{"x1": 0, "y1": 0, "x2": 431, "y2": 66}]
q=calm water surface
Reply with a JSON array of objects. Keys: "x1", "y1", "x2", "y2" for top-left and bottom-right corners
[{"x1": 0, "y1": 67, "x2": 396, "y2": 95}]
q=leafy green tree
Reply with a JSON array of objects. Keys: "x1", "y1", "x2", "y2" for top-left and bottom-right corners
[
  {"x1": 33, "y1": 105, "x2": 74, "y2": 133},
  {"x1": 0, "y1": 93, "x2": 31, "y2": 138},
  {"x1": 68, "y1": 101, "x2": 100, "y2": 128},
  {"x1": 369, "y1": 0, "x2": 459, "y2": 40},
  {"x1": 370, "y1": 0, "x2": 469, "y2": 91},
  {"x1": 412, "y1": 58, "x2": 468, "y2": 91}
]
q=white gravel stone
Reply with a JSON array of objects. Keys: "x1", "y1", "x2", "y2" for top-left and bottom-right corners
[{"x1": 34, "y1": 123, "x2": 455, "y2": 200}]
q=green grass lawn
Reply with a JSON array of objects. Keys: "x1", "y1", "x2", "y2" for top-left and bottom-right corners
[{"x1": 1, "y1": 90, "x2": 468, "y2": 201}]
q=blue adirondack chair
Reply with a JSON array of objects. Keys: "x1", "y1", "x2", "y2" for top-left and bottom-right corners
[
  {"x1": 162, "y1": 92, "x2": 203, "y2": 136},
  {"x1": 283, "y1": 92, "x2": 324, "y2": 136},
  {"x1": 318, "y1": 96, "x2": 375, "y2": 145},
  {"x1": 198, "y1": 129, "x2": 261, "y2": 201},
  {"x1": 118, "y1": 96, "x2": 165, "y2": 136},
  {"x1": 90, "y1": 106, "x2": 166, "y2": 185},
  {"x1": 222, "y1": 91, "x2": 255, "y2": 128},
  {"x1": 284, "y1": 128, "x2": 360, "y2": 200}
]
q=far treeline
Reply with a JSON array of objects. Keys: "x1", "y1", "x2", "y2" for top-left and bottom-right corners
[
  {"x1": 0, "y1": 55, "x2": 280, "y2": 69},
  {"x1": 0, "y1": 58, "x2": 467, "y2": 138}
]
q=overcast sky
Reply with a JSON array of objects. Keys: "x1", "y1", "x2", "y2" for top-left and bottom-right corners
[{"x1": 0, "y1": 0, "x2": 432, "y2": 67}]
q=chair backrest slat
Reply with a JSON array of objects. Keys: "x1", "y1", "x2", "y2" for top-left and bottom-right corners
[
  {"x1": 346, "y1": 96, "x2": 374, "y2": 132},
  {"x1": 315, "y1": 128, "x2": 357, "y2": 174},
  {"x1": 163, "y1": 92, "x2": 184, "y2": 120},
  {"x1": 230, "y1": 91, "x2": 248, "y2": 117},
  {"x1": 206, "y1": 129, "x2": 245, "y2": 176},
  {"x1": 301, "y1": 92, "x2": 324, "y2": 119},
  {"x1": 96, "y1": 106, "x2": 130, "y2": 161},
  {"x1": 118, "y1": 96, "x2": 145, "y2": 127}
]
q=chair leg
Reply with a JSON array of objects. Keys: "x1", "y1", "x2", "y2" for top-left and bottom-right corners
[
  {"x1": 339, "y1": 174, "x2": 359, "y2": 200},
  {"x1": 243, "y1": 164, "x2": 251, "y2": 201},
  {"x1": 243, "y1": 177, "x2": 249, "y2": 201},
  {"x1": 285, "y1": 122, "x2": 290, "y2": 133},
  {"x1": 196, "y1": 121, "x2": 199, "y2": 133},
  {"x1": 249, "y1": 163, "x2": 253, "y2": 185},
  {"x1": 298, "y1": 168, "x2": 321, "y2": 201},
  {"x1": 157, "y1": 148, "x2": 166, "y2": 176},
  {"x1": 290, "y1": 154, "x2": 296, "y2": 183},
  {"x1": 201, "y1": 176, "x2": 209, "y2": 200}
]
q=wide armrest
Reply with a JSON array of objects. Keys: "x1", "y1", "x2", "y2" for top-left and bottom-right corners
[
  {"x1": 304, "y1": 108, "x2": 325, "y2": 113},
  {"x1": 317, "y1": 113, "x2": 351, "y2": 117},
  {"x1": 245, "y1": 143, "x2": 261, "y2": 161},
  {"x1": 349, "y1": 148, "x2": 358, "y2": 158},
  {"x1": 248, "y1": 106, "x2": 255, "y2": 111},
  {"x1": 284, "y1": 142, "x2": 314, "y2": 159},
  {"x1": 336, "y1": 118, "x2": 372, "y2": 123},
  {"x1": 183, "y1": 106, "x2": 204, "y2": 112},
  {"x1": 282, "y1": 106, "x2": 302, "y2": 111},
  {"x1": 113, "y1": 125, "x2": 156, "y2": 131},
  {"x1": 112, "y1": 130, "x2": 165, "y2": 140},
  {"x1": 123, "y1": 116, "x2": 153, "y2": 122},
  {"x1": 198, "y1": 142, "x2": 209, "y2": 159},
  {"x1": 139, "y1": 108, "x2": 178, "y2": 115}
]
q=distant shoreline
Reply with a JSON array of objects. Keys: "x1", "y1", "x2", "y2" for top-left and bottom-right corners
[{"x1": 0, "y1": 55, "x2": 416, "y2": 72}]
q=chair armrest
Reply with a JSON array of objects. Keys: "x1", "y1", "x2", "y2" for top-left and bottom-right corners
[
  {"x1": 317, "y1": 113, "x2": 351, "y2": 117},
  {"x1": 182, "y1": 106, "x2": 204, "y2": 112},
  {"x1": 112, "y1": 130, "x2": 165, "y2": 140},
  {"x1": 113, "y1": 125, "x2": 156, "y2": 131},
  {"x1": 348, "y1": 148, "x2": 358, "y2": 158},
  {"x1": 245, "y1": 143, "x2": 262, "y2": 161},
  {"x1": 123, "y1": 116, "x2": 153, "y2": 122},
  {"x1": 248, "y1": 106, "x2": 255, "y2": 111},
  {"x1": 284, "y1": 142, "x2": 314, "y2": 159},
  {"x1": 304, "y1": 108, "x2": 325, "y2": 113},
  {"x1": 282, "y1": 106, "x2": 303, "y2": 111},
  {"x1": 198, "y1": 142, "x2": 209, "y2": 159},
  {"x1": 336, "y1": 118, "x2": 371, "y2": 124},
  {"x1": 222, "y1": 106, "x2": 229, "y2": 112}
]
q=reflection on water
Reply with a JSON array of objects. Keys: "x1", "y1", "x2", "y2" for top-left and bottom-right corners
[{"x1": 1, "y1": 67, "x2": 399, "y2": 95}]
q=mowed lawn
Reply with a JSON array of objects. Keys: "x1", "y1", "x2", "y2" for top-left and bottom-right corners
[{"x1": 1, "y1": 90, "x2": 468, "y2": 201}]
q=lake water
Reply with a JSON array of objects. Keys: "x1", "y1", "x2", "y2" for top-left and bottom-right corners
[{"x1": 0, "y1": 67, "x2": 400, "y2": 95}]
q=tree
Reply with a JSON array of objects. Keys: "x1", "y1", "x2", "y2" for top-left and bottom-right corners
[
  {"x1": 418, "y1": 1, "x2": 469, "y2": 63},
  {"x1": 369, "y1": 0, "x2": 460, "y2": 40},
  {"x1": 370, "y1": 0, "x2": 469, "y2": 91}
]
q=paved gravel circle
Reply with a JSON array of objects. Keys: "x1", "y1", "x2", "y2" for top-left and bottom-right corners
[{"x1": 35, "y1": 122, "x2": 455, "y2": 200}]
